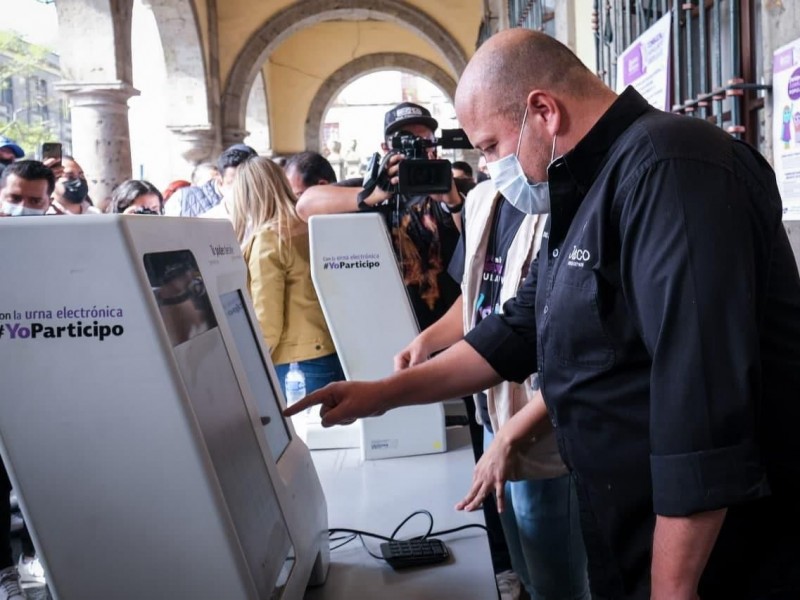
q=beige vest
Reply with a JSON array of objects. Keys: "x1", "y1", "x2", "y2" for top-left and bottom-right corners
[{"x1": 461, "y1": 180, "x2": 566, "y2": 480}]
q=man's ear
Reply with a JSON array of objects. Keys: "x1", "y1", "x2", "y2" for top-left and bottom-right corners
[
  {"x1": 317, "y1": 179, "x2": 330, "y2": 186},
  {"x1": 525, "y1": 90, "x2": 561, "y2": 138}
]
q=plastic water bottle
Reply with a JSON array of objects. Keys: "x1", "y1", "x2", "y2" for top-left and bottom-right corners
[
  {"x1": 284, "y1": 362, "x2": 306, "y2": 405},
  {"x1": 285, "y1": 362, "x2": 308, "y2": 441}
]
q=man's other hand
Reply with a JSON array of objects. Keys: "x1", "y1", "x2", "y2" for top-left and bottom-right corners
[{"x1": 393, "y1": 334, "x2": 433, "y2": 371}]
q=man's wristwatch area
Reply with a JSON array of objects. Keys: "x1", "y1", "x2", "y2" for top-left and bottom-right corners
[{"x1": 356, "y1": 188, "x2": 373, "y2": 211}]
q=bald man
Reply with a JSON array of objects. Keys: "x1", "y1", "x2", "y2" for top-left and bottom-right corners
[{"x1": 286, "y1": 29, "x2": 800, "y2": 600}]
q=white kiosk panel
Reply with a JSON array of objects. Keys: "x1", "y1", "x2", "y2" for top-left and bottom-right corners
[
  {"x1": 0, "y1": 216, "x2": 328, "y2": 600},
  {"x1": 309, "y1": 213, "x2": 446, "y2": 460}
]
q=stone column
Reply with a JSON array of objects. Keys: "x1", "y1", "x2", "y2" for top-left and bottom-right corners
[
  {"x1": 169, "y1": 126, "x2": 216, "y2": 177},
  {"x1": 56, "y1": 81, "x2": 139, "y2": 207},
  {"x1": 221, "y1": 128, "x2": 249, "y2": 150}
]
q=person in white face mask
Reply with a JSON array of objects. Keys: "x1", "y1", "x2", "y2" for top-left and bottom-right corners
[{"x1": 0, "y1": 160, "x2": 54, "y2": 217}]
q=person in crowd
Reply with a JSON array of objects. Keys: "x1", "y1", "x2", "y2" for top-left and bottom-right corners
[
  {"x1": 161, "y1": 179, "x2": 190, "y2": 213},
  {"x1": 288, "y1": 28, "x2": 800, "y2": 600},
  {"x1": 0, "y1": 137, "x2": 25, "y2": 173},
  {"x1": 284, "y1": 151, "x2": 337, "y2": 198},
  {"x1": 0, "y1": 160, "x2": 54, "y2": 217},
  {"x1": 344, "y1": 139, "x2": 362, "y2": 178},
  {"x1": 197, "y1": 145, "x2": 259, "y2": 220},
  {"x1": 296, "y1": 102, "x2": 463, "y2": 332},
  {"x1": 396, "y1": 178, "x2": 589, "y2": 599},
  {"x1": 174, "y1": 144, "x2": 257, "y2": 217},
  {"x1": 451, "y1": 160, "x2": 474, "y2": 182},
  {"x1": 231, "y1": 156, "x2": 345, "y2": 397},
  {"x1": 191, "y1": 162, "x2": 219, "y2": 187},
  {"x1": 0, "y1": 159, "x2": 56, "y2": 600},
  {"x1": 108, "y1": 179, "x2": 164, "y2": 214},
  {"x1": 452, "y1": 161, "x2": 477, "y2": 198},
  {"x1": 164, "y1": 163, "x2": 219, "y2": 217},
  {"x1": 48, "y1": 156, "x2": 99, "y2": 215}
]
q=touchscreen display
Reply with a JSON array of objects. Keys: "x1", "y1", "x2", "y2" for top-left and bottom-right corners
[{"x1": 220, "y1": 290, "x2": 291, "y2": 461}]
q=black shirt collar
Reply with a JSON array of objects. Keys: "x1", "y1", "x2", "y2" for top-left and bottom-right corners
[
  {"x1": 543, "y1": 87, "x2": 653, "y2": 246},
  {"x1": 555, "y1": 86, "x2": 652, "y2": 193}
]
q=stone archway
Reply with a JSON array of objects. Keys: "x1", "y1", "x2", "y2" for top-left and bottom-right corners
[
  {"x1": 305, "y1": 53, "x2": 457, "y2": 150},
  {"x1": 145, "y1": 0, "x2": 214, "y2": 163},
  {"x1": 220, "y1": 0, "x2": 469, "y2": 146}
]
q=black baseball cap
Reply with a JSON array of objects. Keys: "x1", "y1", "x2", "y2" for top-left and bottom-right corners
[{"x1": 384, "y1": 102, "x2": 439, "y2": 138}]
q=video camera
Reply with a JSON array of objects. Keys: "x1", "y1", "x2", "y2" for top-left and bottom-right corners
[{"x1": 364, "y1": 129, "x2": 473, "y2": 197}]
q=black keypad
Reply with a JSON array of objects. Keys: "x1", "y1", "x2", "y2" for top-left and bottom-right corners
[{"x1": 380, "y1": 538, "x2": 449, "y2": 569}]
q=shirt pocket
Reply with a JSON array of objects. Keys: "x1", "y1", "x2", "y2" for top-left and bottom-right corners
[{"x1": 546, "y1": 274, "x2": 615, "y2": 370}]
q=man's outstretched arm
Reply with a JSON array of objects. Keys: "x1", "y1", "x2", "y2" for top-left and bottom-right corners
[{"x1": 284, "y1": 339, "x2": 502, "y2": 426}]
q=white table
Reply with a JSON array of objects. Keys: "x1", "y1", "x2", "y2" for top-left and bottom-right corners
[{"x1": 305, "y1": 425, "x2": 498, "y2": 600}]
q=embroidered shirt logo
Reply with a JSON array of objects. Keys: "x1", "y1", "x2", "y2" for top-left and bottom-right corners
[{"x1": 567, "y1": 245, "x2": 592, "y2": 268}]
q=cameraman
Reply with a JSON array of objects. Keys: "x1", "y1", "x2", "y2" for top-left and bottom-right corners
[{"x1": 296, "y1": 102, "x2": 463, "y2": 331}]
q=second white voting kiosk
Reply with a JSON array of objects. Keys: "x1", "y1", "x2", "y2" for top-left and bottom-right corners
[{"x1": 308, "y1": 213, "x2": 447, "y2": 461}]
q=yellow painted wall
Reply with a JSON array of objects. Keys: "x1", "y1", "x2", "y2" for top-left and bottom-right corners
[
  {"x1": 216, "y1": 0, "x2": 482, "y2": 90},
  {"x1": 404, "y1": 0, "x2": 482, "y2": 61},
  {"x1": 265, "y1": 20, "x2": 455, "y2": 153},
  {"x1": 217, "y1": 0, "x2": 305, "y2": 86}
]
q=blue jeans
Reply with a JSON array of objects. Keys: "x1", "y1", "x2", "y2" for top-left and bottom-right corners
[
  {"x1": 274, "y1": 353, "x2": 345, "y2": 398},
  {"x1": 484, "y1": 428, "x2": 590, "y2": 600}
]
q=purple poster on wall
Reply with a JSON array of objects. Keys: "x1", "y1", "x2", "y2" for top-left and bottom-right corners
[
  {"x1": 615, "y1": 13, "x2": 672, "y2": 112},
  {"x1": 772, "y1": 39, "x2": 800, "y2": 220}
]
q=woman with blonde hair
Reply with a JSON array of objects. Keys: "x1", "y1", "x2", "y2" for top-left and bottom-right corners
[{"x1": 232, "y1": 156, "x2": 344, "y2": 397}]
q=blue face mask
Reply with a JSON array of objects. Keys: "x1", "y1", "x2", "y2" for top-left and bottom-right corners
[{"x1": 486, "y1": 105, "x2": 557, "y2": 215}]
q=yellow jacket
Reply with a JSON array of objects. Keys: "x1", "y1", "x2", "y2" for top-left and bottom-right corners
[{"x1": 244, "y1": 225, "x2": 336, "y2": 366}]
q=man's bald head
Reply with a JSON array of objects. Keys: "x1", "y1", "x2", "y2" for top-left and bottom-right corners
[
  {"x1": 455, "y1": 29, "x2": 616, "y2": 184},
  {"x1": 456, "y1": 29, "x2": 600, "y2": 123}
]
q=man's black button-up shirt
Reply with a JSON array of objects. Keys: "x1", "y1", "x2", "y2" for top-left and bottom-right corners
[{"x1": 465, "y1": 88, "x2": 800, "y2": 598}]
